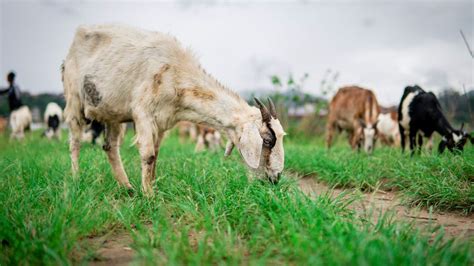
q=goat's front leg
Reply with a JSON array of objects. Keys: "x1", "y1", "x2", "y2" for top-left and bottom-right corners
[{"x1": 135, "y1": 119, "x2": 163, "y2": 196}]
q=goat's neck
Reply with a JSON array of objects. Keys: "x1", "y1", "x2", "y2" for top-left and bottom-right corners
[
  {"x1": 435, "y1": 116, "x2": 455, "y2": 138},
  {"x1": 175, "y1": 72, "x2": 260, "y2": 135}
]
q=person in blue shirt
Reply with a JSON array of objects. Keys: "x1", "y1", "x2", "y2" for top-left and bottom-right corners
[{"x1": 0, "y1": 72, "x2": 23, "y2": 112}]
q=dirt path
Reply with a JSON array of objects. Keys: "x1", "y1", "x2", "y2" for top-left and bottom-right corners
[
  {"x1": 82, "y1": 232, "x2": 135, "y2": 266},
  {"x1": 298, "y1": 174, "x2": 474, "y2": 239}
]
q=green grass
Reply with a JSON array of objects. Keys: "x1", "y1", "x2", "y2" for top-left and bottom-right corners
[
  {"x1": 285, "y1": 137, "x2": 474, "y2": 213},
  {"x1": 0, "y1": 131, "x2": 472, "y2": 265}
]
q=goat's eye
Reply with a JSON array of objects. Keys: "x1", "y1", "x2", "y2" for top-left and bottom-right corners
[{"x1": 263, "y1": 138, "x2": 271, "y2": 146}]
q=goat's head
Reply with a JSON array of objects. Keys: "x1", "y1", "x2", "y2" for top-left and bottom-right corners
[
  {"x1": 439, "y1": 123, "x2": 472, "y2": 153},
  {"x1": 358, "y1": 119, "x2": 378, "y2": 154},
  {"x1": 225, "y1": 98, "x2": 285, "y2": 184}
]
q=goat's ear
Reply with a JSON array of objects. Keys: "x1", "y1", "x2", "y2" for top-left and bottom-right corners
[
  {"x1": 224, "y1": 141, "x2": 234, "y2": 157},
  {"x1": 237, "y1": 123, "x2": 262, "y2": 169}
]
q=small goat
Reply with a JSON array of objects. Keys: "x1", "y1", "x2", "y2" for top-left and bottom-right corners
[
  {"x1": 62, "y1": 24, "x2": 286, "y2": 195},
  {"x1": 377, "y1": 112, "x2": 400, "y2": 146},
  {"x1": 43, "y1": 102, "x2": 63, "y2": 140},
  {"x1": 398, "y1": 85, "x2": 472, "y2": 154},
  {"x1": 10, "y1": 106, "x2": 32, "y2": 140},
  {"x1": 81, "y1": 120, "x2": 105, "y2": 145},
  {"x1": 195, "y1": 124, "x2": 222, "y2": 152}
]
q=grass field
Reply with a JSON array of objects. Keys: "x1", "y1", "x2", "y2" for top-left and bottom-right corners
[
  {"x1": 0, "y1": 131, "x2": 473, "y2": 265},
  {"x1": 285, "y1": 138, "x2": 474, "y2": 213}
]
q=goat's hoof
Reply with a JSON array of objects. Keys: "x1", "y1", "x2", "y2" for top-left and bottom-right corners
[{"x1": 126, "y1": 188, "x2": 135, "y2": 197}]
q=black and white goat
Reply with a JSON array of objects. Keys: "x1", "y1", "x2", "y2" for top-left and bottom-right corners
[
  {"x1": 43, "y1": 102, "x2": 63, "y2": 140},
  {"x1": 81, "y1": 120, "x2": 105, "y2": 145},
  {"x1": 398, "y1": 85, "x2": 472, "y2": 154}
]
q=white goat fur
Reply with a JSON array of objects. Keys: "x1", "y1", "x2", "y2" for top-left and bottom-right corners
[
  {"x1": 10, "y1": 106, "x2": 32, "y2": 139},
  {"x1": 377, "y1": 113, "x2": 400, "y2": 146},
  {"x1": 63, "y1": 24, "x2": 285, "y2": 194},
  {"x1": 44, "y1": 102, "x2": 63, "y2": 139}
]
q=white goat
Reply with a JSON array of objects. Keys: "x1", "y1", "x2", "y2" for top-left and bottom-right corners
[
  {"x1": 43, "y1": 102, "x2": 63, "y2": 140},
  {"x1": 62, "y1": 24, "x2": 286, "y2": 195},
  {"x1": 10, "y1": 106, "x2": 32, "y2": 140},
  {"x1": 377, "y1": 112, "x2": 400, "y2": 146}
]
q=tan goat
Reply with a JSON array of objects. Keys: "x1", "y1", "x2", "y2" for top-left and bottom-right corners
[{"x1": 62, "y1": 24, "x2": 285, "y2": 195}]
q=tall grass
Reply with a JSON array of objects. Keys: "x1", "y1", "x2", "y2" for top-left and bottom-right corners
[{"x1": 0, "y1": 132, "x2": 472, "y2": 264}]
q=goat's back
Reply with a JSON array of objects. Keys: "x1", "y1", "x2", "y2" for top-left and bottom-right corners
[{"x1": 328, "y1": 86, "x2": 380, "y2": 128}]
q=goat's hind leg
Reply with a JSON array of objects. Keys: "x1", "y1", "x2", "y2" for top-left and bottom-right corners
[
  {"x1": 417, "y1": 134, "x2": 423, "y2": 154},
  {"x1": 103, "y1": 123, "x2": 132, "y2": 191},
  {"x1": 68, "y1": 118, "x2": 83, "y2": 174},
  {"x1": 409, "y1": 129, "x2": 417, "y2": 156}
]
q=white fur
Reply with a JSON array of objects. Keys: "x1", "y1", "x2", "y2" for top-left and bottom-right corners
[
  {"x1": 363, "y1": 125, "x2": 375, "y2": 152},
  {"x1": 377, "y1": 113, "x2": 400, "y2": 145},
  {"x1": 453, "y1": 133, "x2": 462, "y2": 143},
  {"x1": 400, "y1": 91, "x2": 420, "y2": 129},
  {"x1": 10, "y1": 106, "x2": 32, "y2": 139},
  {"x1": 63, "y1": 24, "x2": 285, "y2": 194},
  {"x1": 44, "y1": 102, "x2": 63, "y2": 140}
]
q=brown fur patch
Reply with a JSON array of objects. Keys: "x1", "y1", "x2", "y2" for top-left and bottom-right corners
[
  {"x1": 390, "y1": 110, "x2": 398, "y2": 121},
  {"x1": 83, "y1": 75, "x2": 102, "y2": 106},
  {"x1": 177, "y1": 87, "x2": 216, "y2": 101},
  {"x1": 152, "y1": 64, "x2": 170, "y2": 93}
]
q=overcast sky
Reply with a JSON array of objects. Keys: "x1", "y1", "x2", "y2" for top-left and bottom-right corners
[{"x1": 0, "y1": 0, "x2": 472, "y2": 105}]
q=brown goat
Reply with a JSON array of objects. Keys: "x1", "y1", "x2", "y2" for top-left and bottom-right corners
[{"x1": 326, "y1": 86, "x2": 380, "y2": 153}]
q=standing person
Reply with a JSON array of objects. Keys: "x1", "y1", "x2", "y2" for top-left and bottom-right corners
[{"x1": 0, "y1": 72, "x2": 23, "y2": 112}]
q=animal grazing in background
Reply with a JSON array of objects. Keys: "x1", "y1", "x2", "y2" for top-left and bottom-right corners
[
  {"x1": 177, "y1": 121, "x2": 198, "y2": 143},
  {"x1": 81, "y1": 120, "x2": 105, "y2": 145},
  {"x1": 195, "y1": 124, "x2": 222, "y2": 152},
  {"x1": 43, "y1": 102, "x2": 63, "y2": 140},
  {"x1": 398, "y1": 85, "x2": 472, "y2": 154},
  {"x1": 377, "y1": 111, "x2": 400, "y2": 146},
  {"x1": 326, "y1": 86, "x2": 380, "y2": 154},
  {"x1": 62, "y1": 24, "x2": 286, "y2": 195},
  {"x1": 10, "y1": 106, "x2": 32, "y2": 140},
  {"x1": 0, "y1": 117, "x2": 8, "y2": 133}
]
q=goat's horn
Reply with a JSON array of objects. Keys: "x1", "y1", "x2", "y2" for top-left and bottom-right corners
[
  {"x1": 267, "y1": 98, "x2": 277, "y2": 118},
  {"x1": 224, "y1": 141, "x2": 234, "y2": 157},
  {"x1": 254, "y1": 97, "x2": 271, "y2": 123},
  {"x1": 460, "y1": 122, "x2": 464, "y2": 131}
]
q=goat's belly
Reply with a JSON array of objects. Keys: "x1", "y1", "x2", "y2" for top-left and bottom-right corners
[
  {"x1": 335, "y1": 120, "x2": 353, "y2": 131},
  {"x1": 84, "y1": 102, "x2": 132, "y2": 123}
]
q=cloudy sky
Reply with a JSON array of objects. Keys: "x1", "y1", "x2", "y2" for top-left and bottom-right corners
[{"x1": 0, "y1": 0, "x2": 472, "y2": 105}]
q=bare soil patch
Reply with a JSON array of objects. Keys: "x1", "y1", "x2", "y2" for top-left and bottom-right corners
[
  {"x1": 298, "y1": 175, "x2": 474, "y2": 239},
  {"x1": 80, "y1": 232, "x2": 135, "y2": 266}
]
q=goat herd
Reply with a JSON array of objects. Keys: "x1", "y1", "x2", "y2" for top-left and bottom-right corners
[{"x1": 3, "y1": 24, "x2": 473, "y2": 194}]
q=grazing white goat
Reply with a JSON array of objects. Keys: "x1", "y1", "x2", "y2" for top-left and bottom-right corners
[
  {"x1": 43, "y1": 102, "x2": 63, "y2": 140},
  {"x1": 62, "y1": 24, "x2": 286, "y2": 195},
  {"x1": 377, "y1": 112, "x2": 400, "y2": 146},
  {"x1": 10, "y1": 106, "x2": 32, "y2": 139}
]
